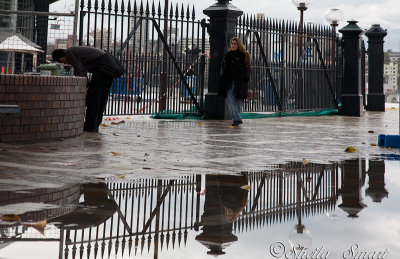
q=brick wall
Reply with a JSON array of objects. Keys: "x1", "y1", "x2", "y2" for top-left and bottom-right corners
[
  {"x1": 0, "y1": 184, "x2": 80, "y2": 224},
  {"x1": 0, "y1": 74, "x2": 87, "y2": 143}
]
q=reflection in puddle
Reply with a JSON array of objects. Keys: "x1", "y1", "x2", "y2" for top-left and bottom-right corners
[{"x1": 0, "y1": 158, "x2": 398, "y2": 258}]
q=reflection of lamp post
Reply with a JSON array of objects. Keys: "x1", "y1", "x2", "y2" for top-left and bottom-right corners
[
  {"x1": 288, "y1": 173, "x2": 312, "y2": 250},
  {"x1": 289, "y1": 224, "x2": 312, "y2": 250}
]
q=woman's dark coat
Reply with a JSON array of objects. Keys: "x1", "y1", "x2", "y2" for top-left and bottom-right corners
[{"x1": 218, "y1": 50, "x2": 251, "y2": 99}]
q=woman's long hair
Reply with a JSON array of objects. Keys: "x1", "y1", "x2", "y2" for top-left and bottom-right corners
[{"x1": 230, "y1": 37, "x2": 251, "y2": 68}]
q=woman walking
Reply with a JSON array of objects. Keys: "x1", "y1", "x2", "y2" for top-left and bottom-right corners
[{"x1": 218, "y1": 37, "x2": 251, "y2": 126}]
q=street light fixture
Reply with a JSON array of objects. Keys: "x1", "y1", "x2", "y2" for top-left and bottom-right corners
[
  {"x1": 325, "y1": 9, "x2": 344, "y2": 68},
  {"x1": 292, "y1": 0, "x2": 313, "y2": 109},
  {"x1": 292, "y1": 0, "x2": 314, "y2": 27},
  {"x1": 325, "y1": 8, "x2": 344, "y2": 29}
]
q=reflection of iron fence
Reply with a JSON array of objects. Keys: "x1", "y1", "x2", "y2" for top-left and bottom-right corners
[
  {"x1": 0, "y1": 10, "x2": 75, "y2": 74},
  {"x1": 0, "y1": 163, "x2": 339, "y2": 258},
  {"x1": 236, "y1": 162, "x2": 339, "y2": 233},
  {"x1": 237, "y1": 16, "x2": 338, "y2": 112},
  {"x1": 60, "y1": 163, "x2": 337, "y2": 258}
]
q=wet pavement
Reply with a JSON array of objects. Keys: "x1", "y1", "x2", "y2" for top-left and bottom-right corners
[{"x1": 0, "y1": 108, "x2": 400, "y2": 258}]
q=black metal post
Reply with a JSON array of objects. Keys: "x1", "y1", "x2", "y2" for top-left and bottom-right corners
[
  {"x1": 33, "y1": 0, "x2": 52, "y2": 65},
  {"x1": 203, "y1": 0, "x2": 243, "y2": 119},
  {"x1": 365, "y1": 24, "x2": 387, "y2": 111},
  {"x1": 338, "y1": 21, "x2": 364, "y2": 116}
]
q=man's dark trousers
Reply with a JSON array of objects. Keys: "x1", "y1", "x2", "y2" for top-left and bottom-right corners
[{"x1": 84, "y1": 70, "x2": 114, "y2": 132}]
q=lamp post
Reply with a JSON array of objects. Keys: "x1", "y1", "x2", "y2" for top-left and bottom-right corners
[
  {"x1": 160, "y1": 0, "x2": 169, "y2": 112},
  {"x1": 292, "y1": 0, "x2": 314, "y2": 28},
  {"x1": 325, "y1": 8, "x2": 344, "y2": 102},
  {"x1": 325, "y1": 8, "x2": 344, "y2": 31},
  {"x1": 325, "y1": 8, "x2": 344, "y2": 62},
  {"x1": 292, "y1": 0, "x2": 313, "y2": 109}
]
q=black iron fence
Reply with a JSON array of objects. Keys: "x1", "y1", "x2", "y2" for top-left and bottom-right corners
[
  {"x1": 78, "y1": 0, "x2": 207, "y2": 115},
  {"x1": 237, "y1": 15, "x2": 338, "y2": 112},
  {"x1": 78, "y1": 0, "x2": 339, "y2": 116}
]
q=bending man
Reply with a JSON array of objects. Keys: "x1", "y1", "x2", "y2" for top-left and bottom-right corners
[{"x1": 52, "y1": 46, "x2": 124, "y2": 132}]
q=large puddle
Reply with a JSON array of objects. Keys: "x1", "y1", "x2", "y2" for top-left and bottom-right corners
[{"x1": 1, "y1": 157, "x2": 399, "y2": 259}]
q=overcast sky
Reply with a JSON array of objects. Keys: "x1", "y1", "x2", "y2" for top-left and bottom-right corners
[{"x1": 51, "y1": 0, "x2": 400, "y2": 51}]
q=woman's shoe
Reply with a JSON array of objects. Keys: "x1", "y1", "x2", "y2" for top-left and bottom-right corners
[{"x1": 232, "y1": 121, "x2": 243, "y2": 127}]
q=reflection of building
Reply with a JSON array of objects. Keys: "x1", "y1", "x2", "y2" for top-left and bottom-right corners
[{"x1": 384, "y1": 62, "x2": 399, "y2": 102}]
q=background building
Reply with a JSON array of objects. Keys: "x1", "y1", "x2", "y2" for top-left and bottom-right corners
[{"x1": 384, "y1": 50, "x2": 400, "y2": 103}]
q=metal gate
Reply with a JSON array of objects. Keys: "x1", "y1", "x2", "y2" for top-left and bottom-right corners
[
  {"x1": 78, "y1": 0, "x2": 207, "y2": 116},
  {"x1": 237, "y1": 16, "x2": 338, "y2": 112}
]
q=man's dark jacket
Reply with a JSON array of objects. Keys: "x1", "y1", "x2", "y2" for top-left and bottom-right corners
[
  {"x1": 218, "y1": 50, "x2": 251, "y2": 99},
  {"x1": 65, "y1": 46, "x2": 124, "y2": 78}
]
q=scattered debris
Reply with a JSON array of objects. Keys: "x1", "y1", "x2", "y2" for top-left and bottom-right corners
[
  {"x1": 302, "y1": 158, "x2": 309, "y2": 165},
  {"x1": 240, "y1": 185, "x2": 251, "y2": 190},
  {"x1": 345, "y1": 147, "x2": 357, "y2": 153},
  {"x1": 1, "y1": 214, "x2": 19, "y2": 222},
  {"x1": 111, "y1": 120, "x2": 125, "y2": 125}
]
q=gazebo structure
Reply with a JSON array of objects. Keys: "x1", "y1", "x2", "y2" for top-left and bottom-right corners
[{"x1": 0, "y1": 31, "x2": 43, "y2": 74}]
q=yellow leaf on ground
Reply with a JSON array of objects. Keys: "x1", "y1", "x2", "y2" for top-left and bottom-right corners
[
  {"x1": 240, "y1": 185, "x2": 251, "y2": 190},
  {"x1": 302, "y1": 158, "x2": 309, "y2": 165},
  {"x1": 200, "y1": 123, "x2": 204, "y2": 126},
  {"x1": 228, "y1": 126, "x2": 235, "y2": 129},
  {"x1": 126, "y1": 117, "x2": 130, "y2": 119},
  {"x1": 345, "y1": 147, "x2": 357, "y2": 153},
  {"x1": 370, "y1": 143, "x2": 377, "y2": 147},
  {"x1": 1, "y1": 214, "x2": 19, "y2": 222},
  {"x1": 111, "y1": 152, "x2": 121, "y2": 156},
  {"x1": 117, "y1": 174, "x2": 126, "y2": 179},
  {"x1": 100, "y1": 124, "x2": 108, "y2": 127}
]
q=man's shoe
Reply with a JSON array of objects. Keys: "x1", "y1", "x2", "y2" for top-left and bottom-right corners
[
  {"x1": 231, "y1": 121, "x2": 243, "y2": 127},
  {"x1": 84, "y1": 127, "x2": 99, "y2": 133}
]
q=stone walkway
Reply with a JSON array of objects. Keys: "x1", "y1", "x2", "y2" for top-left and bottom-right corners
[{"x1": 0, "y1": 109, "x2": 399, "y2": 191}]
